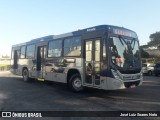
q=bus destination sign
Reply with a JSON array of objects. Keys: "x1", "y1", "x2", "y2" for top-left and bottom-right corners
[{"x1": 113, "y1": 28, "x2": 137, "y2": 38}]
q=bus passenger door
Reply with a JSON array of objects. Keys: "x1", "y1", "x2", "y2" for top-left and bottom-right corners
[
  {"x1": 13, "y1": 50, "x2": 18, "y2": 69},
  {"x1": 37, "y1": 46, "x2": 46, "y2": 79},
  {"x1": 85, "y1": 39, "x2": 101, "y2": 87}
]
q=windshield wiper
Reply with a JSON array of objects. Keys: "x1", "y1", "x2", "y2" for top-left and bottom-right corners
[
  {"x1": 131, "y1": 38, "x2": 136, "y2": 50},
  {"x1": 119, "y1": 36, "x2": 125, "y2": 47}
]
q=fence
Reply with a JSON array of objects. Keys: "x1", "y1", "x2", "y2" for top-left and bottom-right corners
[
  {"x1": 0, "y1": 65, "x2": 11, "y2": 71},
  {"x1": 0, "y1": 58, "x2": 10, "y2": 71}
]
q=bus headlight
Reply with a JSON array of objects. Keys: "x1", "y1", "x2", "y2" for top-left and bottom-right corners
[
  {"x1": 140, "y1": 69, "x2": 143, "y2": 78},
  {"x1": 111, "y1": 69, "x2": 121, "y2": 80}
]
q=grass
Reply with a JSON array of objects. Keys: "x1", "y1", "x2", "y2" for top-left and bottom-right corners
[
  {"x1": 0, "y1": 58, "x2": 10, "y2": 60},
  {"x1": 0, "y1": 64, "x2": 10, "y2": 67}
]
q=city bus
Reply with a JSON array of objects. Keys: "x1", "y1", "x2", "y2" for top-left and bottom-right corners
[{"x1": 10, "y1": 25, "x2": 143, "y2": 92}]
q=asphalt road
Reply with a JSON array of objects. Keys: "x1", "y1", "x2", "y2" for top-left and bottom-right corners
[{"x1": 0, "y1": 71, "x2": 160, "y2": 120}]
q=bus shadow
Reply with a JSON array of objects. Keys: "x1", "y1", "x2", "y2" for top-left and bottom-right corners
[
  {"x1": 1, "y1": 75, "x2": 160, "y2": 104},
  {"x1": 0, "y1": 76, "x2": 160, "y2": 111}
]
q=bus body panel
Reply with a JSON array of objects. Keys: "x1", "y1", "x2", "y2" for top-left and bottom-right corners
[{"x1": 100, "y1": 77, "x2": 143, "y2": 90}]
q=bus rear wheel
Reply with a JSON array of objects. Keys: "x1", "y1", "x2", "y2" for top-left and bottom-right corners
[
  {"x1": 23, "y1": 69, "x2": 30, "y2": 82},
  {"x1": 69, "y1": 74, "x2": 84, "y2": 92}
]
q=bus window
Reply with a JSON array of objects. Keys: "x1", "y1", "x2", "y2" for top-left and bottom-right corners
[
  {"x1": 64, "y1": 37, "x2": 81, "y2": 56},
  {"x1": 26, "y1": 45, "x2": 35, "y2": 58},
  {"x1": 103, "y1": 41, "x2": 106, "y2": 61},
  {"x1": 86, "y1": 41, "x2": 92, "y2": 61},
  {"x1": 20, "y1": 46, "x2": 26, "y2": 58},
  {"x1": 48, "y1": 40, "x2": 62, "y2": 57},
  {"x1": 95, "y1": 40, "x2": 100, "y2": 62}
]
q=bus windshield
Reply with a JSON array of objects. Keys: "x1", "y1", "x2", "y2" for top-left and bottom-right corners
[{"x1": 109, "y1": 36, "x2": 141, "y2": 70}]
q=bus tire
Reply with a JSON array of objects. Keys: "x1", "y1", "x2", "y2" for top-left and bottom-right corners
[
  {"x1": 22, "y1": 69, "x2": 30, "y2": 82},
  {"x1": 69, "y1": 74, "x2": 84, "y2": 92}
]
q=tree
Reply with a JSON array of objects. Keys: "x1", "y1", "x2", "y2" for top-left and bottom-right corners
[
  {"x1": 140, "y1": 47, "x2": 150, "y2": 58},
  {"x1": 148, "y1": 32, "x2": 160, "y2": 46}
]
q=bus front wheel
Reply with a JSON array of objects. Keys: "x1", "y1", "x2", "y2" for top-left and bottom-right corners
[
  {"x1": 23, "y1": 69, "x2": 30, "y2": 82},
  {"x1": 69, "y1": 74, "x2": 84, "y2": 92}
]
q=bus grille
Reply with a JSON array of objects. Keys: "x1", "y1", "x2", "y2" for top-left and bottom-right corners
[
  {"x1": 124, "y1": 80, "x2": 140, "y2": 88},
  {"x1": 122, "y1": 75, "x2": 141, "y2": 80}
]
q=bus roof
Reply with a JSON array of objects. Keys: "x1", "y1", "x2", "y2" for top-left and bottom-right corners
[{"x1": 12, "y1": 25, "x2": 137, "y2": 47}]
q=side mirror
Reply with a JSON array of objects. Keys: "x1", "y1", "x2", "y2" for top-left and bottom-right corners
[{"x1": 109, "y1": 38, "x2": 114, "y2": 46}]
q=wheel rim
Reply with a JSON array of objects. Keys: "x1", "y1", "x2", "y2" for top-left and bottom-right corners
[
  {"x1": 73, "y1": 78, "x2": 82, "y2": 89},
  {"x1": 23, "y1": 70, "x2": 28, "y2": 81}
]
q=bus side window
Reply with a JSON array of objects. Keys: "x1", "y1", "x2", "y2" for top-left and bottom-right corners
[
  {"x1": 102, "y1": 39, "x2": 107, "y2": 71},
  {"x1": 64, "y1": 37, "x2": 81, "y2": 56},
  {"x1": 20, "y1": 46, "x2": 26, "y2": 58},
  {"x1": 26, "y1": 45, "x2": 35, "y2": 58},
  {"x1": 48, "y1": 40, "x2": 62, "y2": 57},
  {"x1": 103, "y1": 40, "x2": 106, "y2": 61}
]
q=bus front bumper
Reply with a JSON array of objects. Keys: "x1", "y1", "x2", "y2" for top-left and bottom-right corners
[{"x1": 100, "y1": 77, "x2": 143, "y2": 90}]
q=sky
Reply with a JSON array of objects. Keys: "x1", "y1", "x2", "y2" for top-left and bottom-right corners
[{"x1": 0, "y1": 0, "x2": 160, "y2": 56}]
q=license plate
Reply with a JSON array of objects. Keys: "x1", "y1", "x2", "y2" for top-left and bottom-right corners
[{"x1": 130, "y1": 84, "x2": 136, "y2": 88}]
